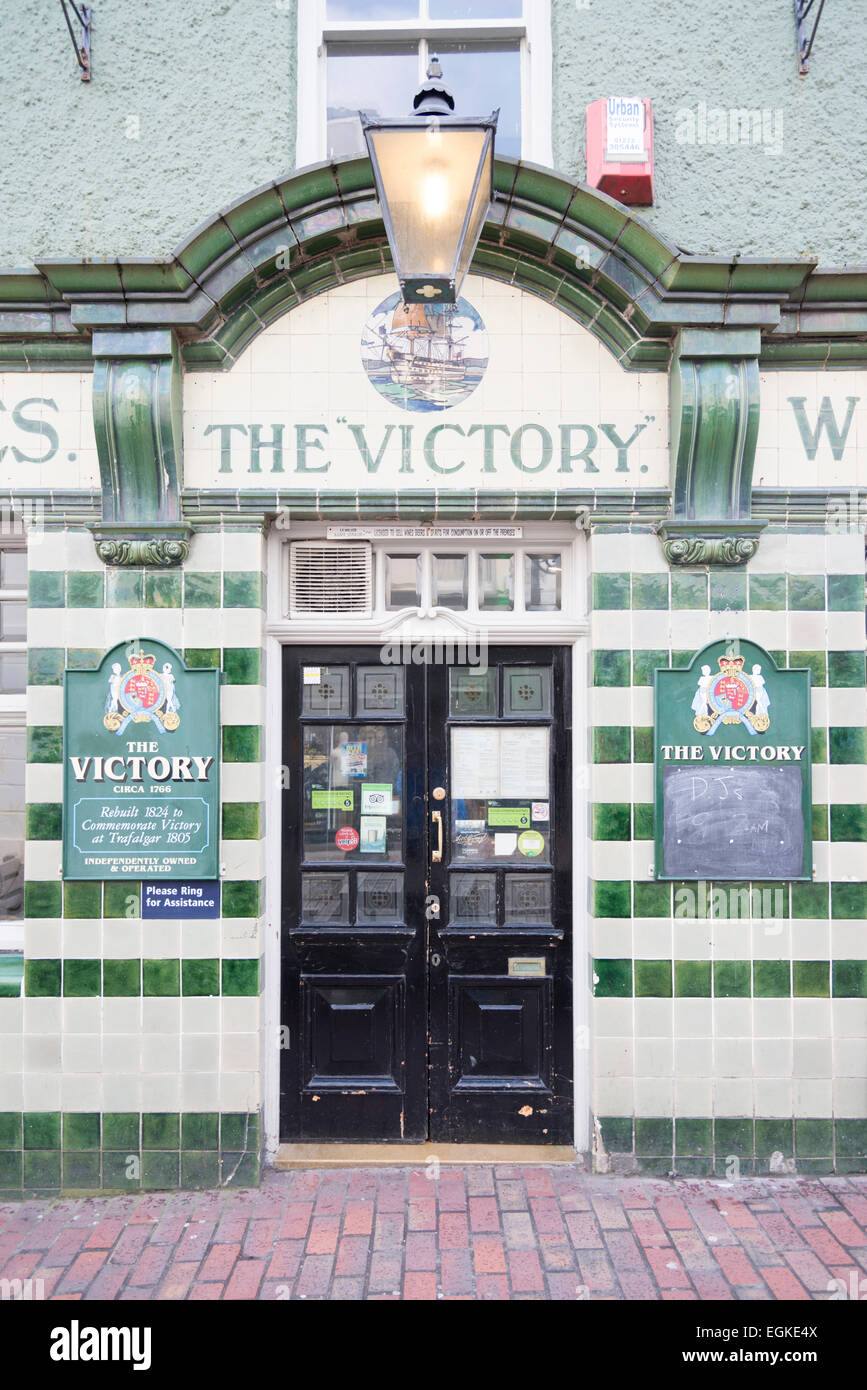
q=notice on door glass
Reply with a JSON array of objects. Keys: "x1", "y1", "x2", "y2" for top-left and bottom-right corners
[{"x1": 451, "y1": 726, "x2": 549, "y2": 800}]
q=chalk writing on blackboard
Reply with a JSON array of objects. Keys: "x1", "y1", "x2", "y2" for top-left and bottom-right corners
[{"x1": 662, "y1": 765, "x2": 804, "y2": 879}]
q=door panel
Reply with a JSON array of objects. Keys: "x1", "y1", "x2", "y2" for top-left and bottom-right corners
[{"x1": 281, "y1": 644, "x2": 572, "y2": 1143}]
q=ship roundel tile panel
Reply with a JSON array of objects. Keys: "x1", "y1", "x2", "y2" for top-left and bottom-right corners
[{"x1": 361, "y1": 291, "x2": 489, "y2": 413}]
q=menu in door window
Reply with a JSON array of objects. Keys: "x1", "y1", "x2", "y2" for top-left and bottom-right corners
[{"x1": 450, "y1": 726, "x2": 551, "y2": 862}]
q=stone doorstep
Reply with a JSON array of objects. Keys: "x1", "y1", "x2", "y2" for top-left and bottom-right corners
[{"x1": 274, "y1": 1143, "x2": 580, "y2": 1168}]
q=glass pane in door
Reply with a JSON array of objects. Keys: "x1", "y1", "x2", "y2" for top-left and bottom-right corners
[
  {"x1": 303, "y1": 723, "x2": 404, "y2": 862},
  {"x1": 449, "y1": 725, "x2": 550, "y2": 862}
]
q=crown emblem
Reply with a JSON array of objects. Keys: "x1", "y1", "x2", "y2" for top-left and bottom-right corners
[
  {"x1": 717, "y1": 649, "x2": 745, "y2": 676},
  {"x1": 103, "y1": 649, "x2": 181, "y2": 735},
  {"x1": 128, "y1": 651, "x2": 156, "y2": 674}
]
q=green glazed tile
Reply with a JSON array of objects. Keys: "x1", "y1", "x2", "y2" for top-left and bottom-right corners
[
  {"x1": 598, "y1": 1116, "x2": 632, "y2": 1151},
  {"x1": 709, "y1": 569, "x2": 746, "y2": 611},
  {"x1": 832, "y1": 960, "x2": 867, "y2": 998},
  {"x1": 592, "y1": 573, "x2": 630, "y2": 609},
  {"x1": 222, "y1": 881, "x2": 261, "y2": 918},
  {"x1": 67, "y1": 648, "x2": 103, "y2": 671},
  {"x1": 713, "y1": 960, "x2": 751, "y2": 997},
  {"x1": 674, "y1": 960, "x2": 711, "y2": 996},
  {"x1": 835, "y1": 1119, "x2": 867, "y2": 1158},
  {"x1": 223, "y1": 648, "x2": 260, "y2": 684},
  {"x1": 634, "y1": 1118, "x2": 673, "y2": 1156},
  {"x1": 182, "y1": 959, "x2": 220, "y2": 996},
  {"x1": 27, "y1": 648, "x2": 65, "y2": 685},
  {"x1": 831, "y1": 882, "x2": 867, "y2": 919},
  {"x1": 633, "y1": 649, "x2": 668, "y2": 686},
  {"x1": 633, "y1": 727, "x2": 653, "y2": 762},
  {"x1": 828, "y1": 651, "x2": 866, "y2": 688},
  {"x1": 829, "y1": 727, "x2": 866, "y2": 764},
  {"x1": 593, "y1": 727, "x2": 631, "y2": 763},
  {"x1": 28, "y1": 571, "x2": 64, "y2": 607},
  {"x1": 184, "y1": 572, "x2": 221, "y2": 608},
  {"x1": 104, "y1": 882, "x2": 140, "y2": 918},
  {"x1": 103, "y1": 1151, "x2": 141, "y2": 1188},
  {"x1": 63, "y1": 959, "x2": 100, "y2": 997},
  {"x1": 102, "y1": 1113, "x2": 140, "y2": 1150},
  {"x1": 222, "y1": 803, "x2": 261, "y2": 839},
  {"x1": 24, "y1": 959, "x2": 61, "y2": 996},
  {"x1": 106, "y1": 569, "x2": 144, "y2": 608},
  {"x1": 811, "y1": 727, "x2": 828, "y2": 763},
  {"x1": 221, "y1": 1152, "x2": 259, "y2": 1186},
  {"x1": 142, "y1": 1151, "x2": 180, "y2": 1190},
  {"x1": 812, "y1": 804, "x2": 829, "y2": 840},
  {"x1": 223, "y1": 572, "x2": 263, "y2": 608},
  {"x1": 635, "y1": 960, "x2": 672, "y2": 997},
  {"x1": 145, "y1": 571, "x2": 182, "y2": 608},
  {"x1": 25, "y1": 803, "x2": 62, "y2": 840},
  {"x1": 24, "y1": 882, "x2": 62, "y2": 918},
  {"x1": 793, "y1": 960, "x2": 830, "y2": 996},
  {"x1": 63, "y1": 1152, "x2": 101, "y2": 1188},
  {"x1": 749, "y1": 574, "x2": 787, "y2": 610},
  {"x1": 671, "y1": 650, "x2": 695, "y2": 669},
  {"x1": 592, "y1": 803, "x2": 630, "y2": 840},
  {"x1": 794, "y1": 1120, "x2": 833, "y2": 1158},
  {"x1": 67, "y1": 571, "x2": 104, "y2": 608},
  {"x1": 671, "y1": 572, "x2": 707, "y2": 609},
  {"x1": 827, "y1": 574, "x2": 864, "y2": 611},
  {"x1": 142, "y1": 1113, "x2": 180, "y2": 1150},
  {"x1": 673, "y1": 1156, "x2": 713, "y2": 1177},
  {"x1": 592, "y1": 650, "x2": 630, "y2": 687},
  {"x1": 222, "y1": 725, "x2": 261, "y2": 763},
  {"x1": 749, "y1": 881, "x2": 790, "y2": 919},
  {"x1": 755, "y1": 1119, "x2": 794, "y2": 1159},
  {"x1": 181, "y1": 1113, "x2": 219, "y2": 1150},
  {"x1": 830, "y1": 804, "x2": 867, "y2": 841},
  {"x1": 791, "y1": 882, "x2": 829, "y2": 919},
  {"x1": 23, "y1": 1151, "x2": 62, "y2": 1187},
  {"x1": 0, "y1": 1151, "x2": 22, "y2": 1186},
  {"x1": 102, "y1": 960, "x2": 141, "y2": 996},
  {"x1": 23, "y1": 1112, "x2": 61, "y2": 1149},
  {"x1": 593, "y1": 880, "x2": 631, "y2": 918},
  {"x1": 62, "y1": 1112, "x2": 100, "y2": 1151},
  {"x1": 632, "y1": 574, "x2": 668, "y2": 610},
  {"x1": 221, "y1": 959, "x2": 259, "y2": 997},
  {"x1": 633, "y1": 804, "x2": 653, "y2": 840},
  {"x1": 63, "y1": 881, "x2": 101, "y2": 918},
  {"x1": 789, "y1": 575, "x2": 825, "y2": 611},
  {"x1": 790, "y1": 651, "x2": 825, "y2": 686},
  {"x1": 27, "y1": 726, "x2": 62, "y2": 763},
  {"x1": 0, "y1": 1113, "x2": 22, "y2": 1149},
  {"x1": 181, "y1": 1151, "x2": 220, "y2": 1189},
  {"x1": 753, "y1": 960, "x2": 791, "y2": 997},
  {"x1": 185, "y1": 647, "x2": 222, "y2": 670},
  {"x1": 675, "y1": 1118, "x2": 712, "y2": 1155},
  {"x1": 593, "y1": 959, "x2": 632, "y2": 997},
  {"x1": 142, "y1": 959, "x2": 180, "y2": 997},
  {"x1": 714, "y1": 1118, "x2": 754, "y2": 1158},
  {"x1": 220, "y1": 1113, "x2": 258, "y2": 1150},
  {"x1": 633, "y1": 882, "x2": 670, "y2": 918}
]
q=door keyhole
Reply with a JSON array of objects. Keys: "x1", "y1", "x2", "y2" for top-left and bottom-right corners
[{"x1": 430, "y1": 953, "x2": 442, "y2": 967}]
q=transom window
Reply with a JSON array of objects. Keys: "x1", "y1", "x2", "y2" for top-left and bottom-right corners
[
  {"x1": 381, "y1": 547, "x2": 563, "y2": 614},
  {"x1": 297, "y1": 0, "x2": 552, "y2": 167}
]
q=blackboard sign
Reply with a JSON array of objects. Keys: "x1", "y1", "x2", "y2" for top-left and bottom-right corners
[{"x1": 654, "y1": 640, "x2": 812, "y2": 881}]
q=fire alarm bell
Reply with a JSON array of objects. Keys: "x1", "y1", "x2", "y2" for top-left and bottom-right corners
[{"x1": 586, "y1": 97, "x2": 654, "y2": 206}]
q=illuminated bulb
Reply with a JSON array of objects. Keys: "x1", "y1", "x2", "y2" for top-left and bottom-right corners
[{"x1": 422, "y1": 170, "x2": 449, "y2": 220}]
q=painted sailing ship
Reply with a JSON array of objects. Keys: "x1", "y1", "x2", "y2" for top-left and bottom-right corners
[{"x1": 384, "y1": 303, "x2": 469, "y2": 402}]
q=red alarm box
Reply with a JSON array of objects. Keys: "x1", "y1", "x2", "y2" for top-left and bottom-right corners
[{"x1": 586, "y1": 97, "x2": 654, "y2": 205}]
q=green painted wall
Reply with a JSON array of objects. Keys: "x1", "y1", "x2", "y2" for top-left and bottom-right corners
[
  {"x1": 1, "y1": 0, "x2": 296, "y2": 266},
  {"x1": 552, "y1": 0, "x2": 867, "y2": 264}
]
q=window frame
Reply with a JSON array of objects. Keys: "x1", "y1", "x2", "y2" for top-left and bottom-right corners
[
  {"x1": 296, "y1": 0, "x2": 552, "y2": 169},
  {"x1": 0, "y1": 536, "x2": 27, "y2": 949}
]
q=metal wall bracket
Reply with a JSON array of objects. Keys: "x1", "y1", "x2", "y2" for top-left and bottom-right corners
[
  {"x1": 60, "y1": 1, "x2": 92, "y2": 82},
  {"x1": 795, "y1": 0, "x2": 826, "y2": 74}
]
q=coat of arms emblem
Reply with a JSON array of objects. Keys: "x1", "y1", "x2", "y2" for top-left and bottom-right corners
[
  {"x1": 104, "y1": 650, "x2": 181, "y2": 735},
  {"x1": 692, "y1": 649, "x2": 770, "y2": 735}
]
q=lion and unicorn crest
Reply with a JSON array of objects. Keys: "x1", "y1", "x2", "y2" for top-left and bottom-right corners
[
  {"x1": 103, "y1": 650, "x2": 181, "y2": 736},
  {"x1": 691, "y1": 648, "x2": 771, "y2": 737}
]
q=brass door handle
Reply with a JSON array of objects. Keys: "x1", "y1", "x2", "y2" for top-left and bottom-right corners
[{"x1": 432, "y1": 809, "x2": 443, "y2": 863}]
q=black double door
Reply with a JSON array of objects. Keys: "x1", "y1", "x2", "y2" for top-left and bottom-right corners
[{"x1": 280, "y1": 646, "x2": 573, "y2": 1144}]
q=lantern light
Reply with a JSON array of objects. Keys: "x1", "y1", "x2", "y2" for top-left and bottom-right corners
[{"x1": 361, "y1": 58, "x2": 498, "y2": 306}]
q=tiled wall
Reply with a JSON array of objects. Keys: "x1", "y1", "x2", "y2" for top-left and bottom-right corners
[
  {"x1": 589, "y1": 525, "x2": 867, "y2": 1175},
  {"x1": 0, "y1": 528, "x2": 266, "y2": 1197}
]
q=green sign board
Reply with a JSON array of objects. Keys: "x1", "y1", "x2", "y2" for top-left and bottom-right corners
[
  {"x1": 654, "y1": 640, "x2": 812, "y2": 881},
  {"x1": 63, "y1": 640, "x2": 221, "y2": 880}
]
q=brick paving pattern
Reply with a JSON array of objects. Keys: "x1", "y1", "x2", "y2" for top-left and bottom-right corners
[{"x1": 1, "y1": 1168, "x2": 866, "y2": 1301}]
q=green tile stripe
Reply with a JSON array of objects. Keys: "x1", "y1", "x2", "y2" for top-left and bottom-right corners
[
  {"x1": 590, "y1": 652, "x2": 867, "y2": 691},
  {"x1": 0, "y1": 1111, "x2": 260, "y2": 1195},
  {"x1": 23, "y1": 958, "x2": 262, "y2": 997},
  {"x1": 22, "y1": 881, "x2": 262, "y2": 919},
  {"x1": 592, "y1": 880, "x2": 867, "y2": 919},
  {"x1": 596, "y1": 1116, "x2": 866, "y2": 1176},
  {"x1": 593, "y1": 958, "x2": 867, "y2": 997},
  {"x1": 27, "y1": 647, "x2": 263, "y2": 685},
  {"x1": 589, "y1": 571, "x2": 862, "y2": 615}
]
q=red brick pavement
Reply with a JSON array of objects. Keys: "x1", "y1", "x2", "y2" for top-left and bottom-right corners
[{"x1": 0, "y1": 1170, "x2": 865, "y2": 1301}]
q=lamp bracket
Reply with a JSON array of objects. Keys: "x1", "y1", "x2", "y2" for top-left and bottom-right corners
[
  {"x1": 794, "y1": 0, "x2": 826, "y2": 74},
  {"x1": 60, "y1": 0, "x2": 92, "y2": 82}
]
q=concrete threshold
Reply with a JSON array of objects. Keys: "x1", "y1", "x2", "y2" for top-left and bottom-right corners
[{"x1": 274, "y1": 1142, "x2": 578, "y2": 1168}]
